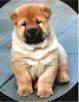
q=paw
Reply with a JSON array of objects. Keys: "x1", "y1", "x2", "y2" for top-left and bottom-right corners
[
  {"x1": 36, "y1": 82, "x2": 53, "y2": 97},
  {"x1": 17, "y1": 85, "x2": 33, "y2": 96},
  {"x1": 57, "y1": 72, "x2": 70, "y2": 84},
  {"x1": 37, "y1": 87, "x2": 53, "y2": 97}
]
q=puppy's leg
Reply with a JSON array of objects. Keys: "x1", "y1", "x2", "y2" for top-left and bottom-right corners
[
  {"x1": 57, "y1": 44, "x2": 70, "y2": 83},
  {"x1": 12, "y1": 60, "x2": 33, "y2": 96},
  {"x1": 37, "y1": 51, "x2": 58, "y2": 97}
]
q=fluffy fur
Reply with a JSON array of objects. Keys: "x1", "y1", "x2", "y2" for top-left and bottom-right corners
[{"x1": 10, "y1": 3, "x2": 69, "y2": 97}]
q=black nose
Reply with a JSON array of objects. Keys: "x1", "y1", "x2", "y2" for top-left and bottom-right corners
[
  {"x1": 28, "y1": 28, "x2": 38, "y2": 35},
  {"x1": 24, "y1": 28, "x2": 44, "y2": 44}
]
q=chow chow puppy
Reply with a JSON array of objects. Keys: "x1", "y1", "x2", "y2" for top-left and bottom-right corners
[{"x1": 10, "y1": 3, "x2": 69, "y2": 97}]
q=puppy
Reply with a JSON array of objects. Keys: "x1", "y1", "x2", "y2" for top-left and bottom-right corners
[{"x1": 10, "y1": 3, "x2": 69, "y2": 97}]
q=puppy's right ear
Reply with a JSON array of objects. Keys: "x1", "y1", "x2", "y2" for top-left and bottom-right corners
[{"x1": 10, "y1": 12, "x2": 17, "y2": 25}]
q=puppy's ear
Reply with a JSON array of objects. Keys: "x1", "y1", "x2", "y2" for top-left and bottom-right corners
[
  {"x1": 42, "y1": 7, "x2": 51, "y2": 19},
  {"x1": 10, "y1": 12, "x2": 17, "y2": 25}
]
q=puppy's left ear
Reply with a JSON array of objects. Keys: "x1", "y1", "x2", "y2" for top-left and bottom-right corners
[
  {"x1": 42, "y1": 7, "x2": 51, "y2": 19},
  {"x1": 10, "y1": 12, "x2": 17, "y2": 25}
]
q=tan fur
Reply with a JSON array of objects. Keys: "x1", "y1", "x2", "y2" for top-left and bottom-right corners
[{"x1": 10, "y1": 3, "x2": 69, "y2": 97}]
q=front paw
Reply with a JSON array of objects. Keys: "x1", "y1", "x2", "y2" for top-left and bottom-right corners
[
  {"x1": 57, "y1": 71, "x2": 70, "y2": 84},
  {"x1": 17, "y1": 81, "x2": 33, "y2": 96},
  {"x1": 17, "y1": 86, "x2": 33, "y2": 96},
  {"x1": 37, "y1": 82, "x2": 53, "y2": 97}
]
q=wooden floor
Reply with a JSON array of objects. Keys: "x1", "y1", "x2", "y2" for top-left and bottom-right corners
[{"x1": 0, "y1": 0, "x2": 78, "y2": 101}]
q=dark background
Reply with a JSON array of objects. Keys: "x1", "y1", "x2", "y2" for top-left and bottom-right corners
[{"x1": 0, "y1": 0, "x2": 78, "y2": 101}]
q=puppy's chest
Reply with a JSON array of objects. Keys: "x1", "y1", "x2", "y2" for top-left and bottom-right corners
[
  {"x1": 25, "y1": 50, "x2": 57, "y2": 77},
  {"x1": 25, "y1": 50, "x2": 56, "y2": 67}
]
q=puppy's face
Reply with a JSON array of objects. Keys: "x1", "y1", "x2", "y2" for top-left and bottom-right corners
[{"x1": 10, "y1": 3, "x2": 51, "y2": 45}]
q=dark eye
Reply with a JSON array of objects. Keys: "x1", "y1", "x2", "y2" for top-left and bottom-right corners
[
  {"x1": 21, "y1": 22, "x2": 27, "y2": 27},
  {"x1": 36, "y1": 20, "x2": 42, "y2": 24}
]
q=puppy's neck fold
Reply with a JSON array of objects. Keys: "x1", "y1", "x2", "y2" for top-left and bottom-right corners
[{"x1": 12, "y1": 30, "x2": 58, "y2": 53}]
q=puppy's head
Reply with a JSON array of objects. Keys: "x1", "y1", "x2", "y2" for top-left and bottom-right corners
[{"x1": 10, "y1": 3, "x2": 51, "y2": 45}]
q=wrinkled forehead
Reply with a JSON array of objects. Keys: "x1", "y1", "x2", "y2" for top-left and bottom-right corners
[{"x1": 16, "y1": 4, "x2": 45, "y2": 18}]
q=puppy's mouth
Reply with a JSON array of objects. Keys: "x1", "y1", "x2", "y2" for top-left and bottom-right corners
[{"x1": 24, "y1": 28, "x2": 45, "y2": 45}]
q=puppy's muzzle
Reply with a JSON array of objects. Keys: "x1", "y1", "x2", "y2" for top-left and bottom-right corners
[{"x1": 24, "y1": 28, "x2": 45, "y2": 44}]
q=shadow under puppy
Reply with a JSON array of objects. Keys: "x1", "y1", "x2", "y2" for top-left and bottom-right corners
[{"x1": 10, "y1": 3, "x2": 69, "y2": 97}]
